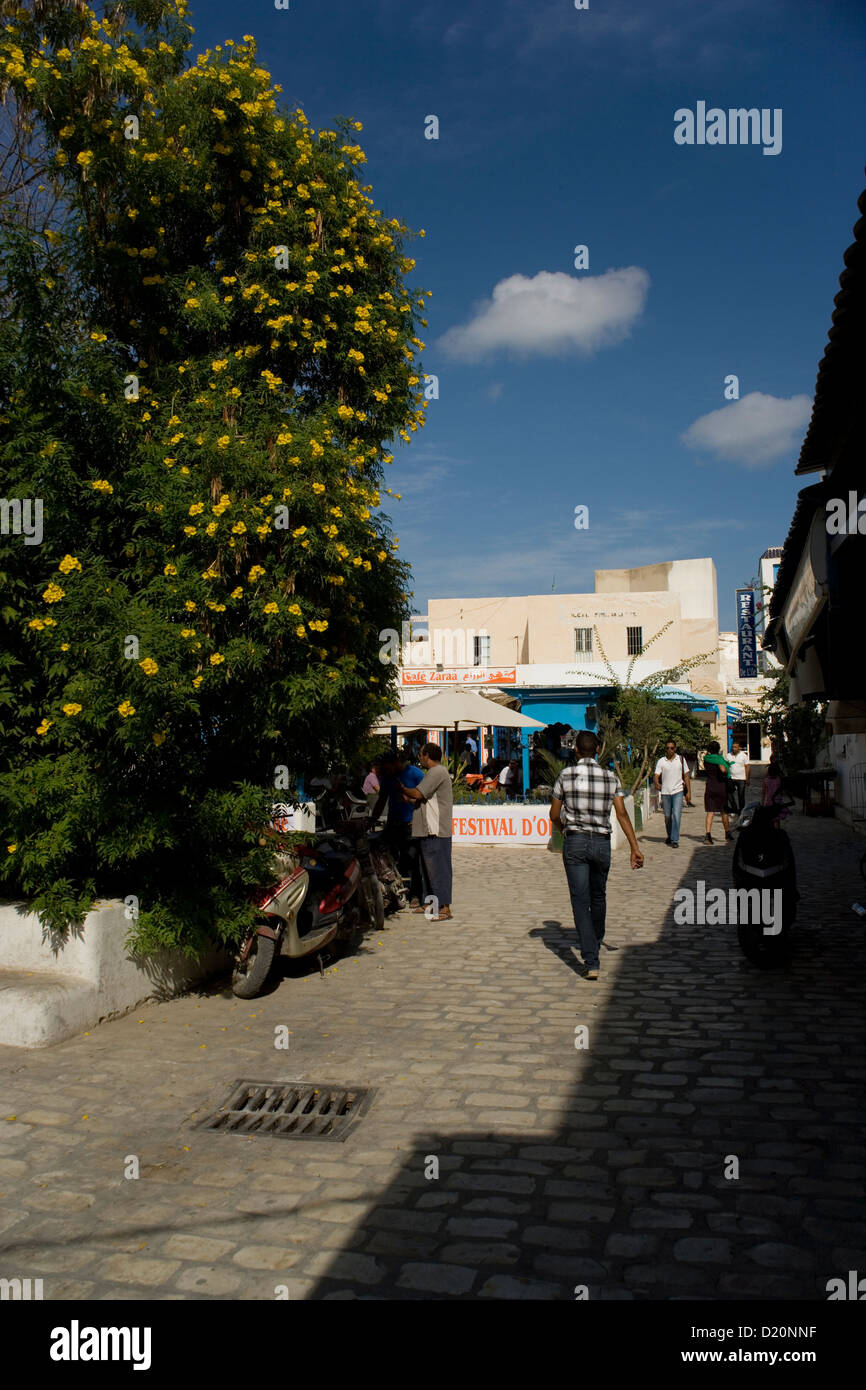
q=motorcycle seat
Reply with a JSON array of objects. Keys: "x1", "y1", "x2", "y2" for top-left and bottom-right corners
[{"x1": 309, "y1": 840, "x2": 355, "y2": 866}]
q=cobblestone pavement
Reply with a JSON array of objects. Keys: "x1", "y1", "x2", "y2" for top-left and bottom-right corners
[{"x1": 2, "y1": 789, "x2": 866, "y2": 1301}]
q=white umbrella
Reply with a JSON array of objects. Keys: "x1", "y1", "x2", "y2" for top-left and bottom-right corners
[
  {"x1": 397, "y1": 688, "x2": 545, "y2": 731},
  {"x1": 372, "y1": 688, "x2": 546, "y2": 778}
]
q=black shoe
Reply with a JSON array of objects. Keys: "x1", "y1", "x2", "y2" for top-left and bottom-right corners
[
  {"x1": 665, "y1": 836, "x2": 671, "y2": 845},
  {"x1": 725, "y1": 832, "x2": 734, "y2": 841},
  {"x1": 671, "y1": 842, "x2": 679, "y2": 848},
  {"x1": 704, "y1": 834, "x2": 713, "y2": 844}
]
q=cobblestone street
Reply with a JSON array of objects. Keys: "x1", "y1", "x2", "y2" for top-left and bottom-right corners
[{"x1": 2, "y1": 797, "x2": 865, "y2": 1301}]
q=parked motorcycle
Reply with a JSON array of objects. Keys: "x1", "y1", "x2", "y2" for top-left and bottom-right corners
[
  {"x1": 231, "y1": 777, "x2": 390, "y2": 999},
  {"x1": 731, "y1": 799, "x2": 799, "y2": 967}
]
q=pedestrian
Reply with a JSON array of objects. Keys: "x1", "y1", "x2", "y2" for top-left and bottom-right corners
[
  {"x1": 653, "y1": 738, "x2": 692, "y2": 848},
  {"x1": 702, "y1": 740, "x2": 732, "y2": 843},
  {"x1": 362, "y1": 758, "x2": 381, "y2": 800},
  {"x1": 462, "y1": 734, "x2": 478, "y2": 772},
  {"x1": 497, "y1": 759, "x2": 514, "y2": 798},
  {"x1": 762, "y1": 758, "x2": 790, "y2": 827},
  {"x1": 725, "y1": 739, "x2": 750, "y2": 815},
  {"x1": 370, "y1": 749, "x2": 424, "y2": 906},
  {"x1": 550, "y1": 730, "x2": 644, "y2": 980},
  {"x1": 400, "y1": 742, "x2": 454, "y2": 921}
]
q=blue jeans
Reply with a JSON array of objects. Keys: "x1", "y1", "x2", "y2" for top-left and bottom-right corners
[
  {"x1": 562, "y1": 831, "x2": 611, "y2": 970},
  {"x1": 661, "y1": 792, "x2": 683, "y2": 845}
]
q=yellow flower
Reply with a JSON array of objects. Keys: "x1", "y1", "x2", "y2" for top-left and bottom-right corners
[
  {"x1": 118, "y1": 701, "x2": 136, "y2": 718},
  {"x1": 312, "y1": 482, "x2": 325, "y2": 494},
  {"x1": 61, "y1": 643, "x2": 69, "y2": 651},
  {"x1": 188, "y1": 502, "x2": 204, "y2": 516},
  {"x1": 206, "y1": 521, "x2": 218, "y2": 537},
  {"x1": 183, "y1": 526, "x2": 197, "y2": 537},
  {"x1": 248, "y1": 565, "x2": 265, "y2": 582},
  {"x1": 295, "y1": 625, "x2": 307, "y2": 638},
  {"x1": 185, "y1": 297, "x2": 200, "y2": 308},
  {"x1": 193, "y1": 676, "x2": 204, "y2": 688},
  {"x1": 217, "y1": 435, "x2": 230, "y2": 448},
  {"x1": 164, "y1": 563, "x2": 177, "y2": 576},
  {"x1": 230, "y1": 587, "x2": 243, "y2": 599},
  {"x1": 276, "y1": 431, "x2": 293, "y2": 445},
  {"x1": 28, "y1": 618, "x2": 45, "y2": 631},
  {"x1": 42, "y1": 583, "x2": 65, "y2": 603},
  {"x1": 36, "y1": 718, "x2": 53, "y2": 735},
  {"x1": 89, "y1": 331, "x2": 107, "y2": 343},
  {"x1": 91, "y1": 479, "x2": 113, "y2": 493},
  {"x1": 185, "y1": 600, "x2": 197, "y2": 612},
  {"x1": 152, "y1": 731, "x2": 167, "y2": 746},
  {"x1": 139, "y1": 658, "x2": 158, "y2": 676},
  {"x1": 231, "y1": 522, "x2": 246, "y2": 534},
  {"x1": 76, "y1": 150, "x2": 93, "y2": 167},
  {"x1": 292, "y1": 526, "x2": 307, "y2": 538},
  {"x1": 62, "y1": 703, "x2": 82, "y2": 716},
  {"x1": 7, "y1": 845, "x2": 16, "y2": 854},
  {"x1": 263, "y1": 602, "x2": 279, "y2": 614},
  {"x1": 209, "y1": 653, "x2": 225, "y2": 666},
  {"x1": 211, "y1": 359, "x2": 228, "y2": 372},
  {"x1": 288, "y1": 603, "x2": 302, "y2": 616},
  {"x1": 181, "y1": 628, "x2": 196, "y2": 638}
]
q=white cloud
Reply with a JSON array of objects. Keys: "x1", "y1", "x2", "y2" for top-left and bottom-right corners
[
  {"x1": 438, "y1": 268, "x2": 650, "y2": 361},
  {"x1": 681, "y1": 391, "x2": 812, "y2": 468}
]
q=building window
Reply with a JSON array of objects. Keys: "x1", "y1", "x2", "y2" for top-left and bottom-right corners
[
  {"x1": 473, "y1": 634, "x2": 491, "y2": 666},
  {"x1": 573, "y1": 627, "x2": 593, "y2": 655},
  {"x1": 627, "y1": 625, "x2": 643, "y2": 656}
]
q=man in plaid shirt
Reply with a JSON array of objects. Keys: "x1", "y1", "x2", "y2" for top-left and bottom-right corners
[{"x1": 551, "y1": 730, "x2": 643, "y2": 979}]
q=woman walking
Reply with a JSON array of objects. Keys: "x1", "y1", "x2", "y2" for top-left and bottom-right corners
[{"x1": 702, "y1": 740, "x2": 732, "y2": 844}]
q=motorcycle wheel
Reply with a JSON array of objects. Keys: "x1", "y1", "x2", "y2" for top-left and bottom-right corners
[
  {"x1": 736, "y1": 921, "x2": 794, "y2": 969},
  {"x1": 231, "y1": 929, "x2": 278, "y2": 998},
  {"x1": 361, "y1": 875, "x2": 385, "y2": 930}
]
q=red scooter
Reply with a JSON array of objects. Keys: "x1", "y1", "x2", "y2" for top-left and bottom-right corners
[{"x1": 231, "y1": 778, "x2": 385, "y2": 999}]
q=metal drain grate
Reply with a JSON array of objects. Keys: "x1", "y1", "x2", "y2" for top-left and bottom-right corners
[{"x1": 194, "y1": 1079, "x2": 374, "y2": 1141}]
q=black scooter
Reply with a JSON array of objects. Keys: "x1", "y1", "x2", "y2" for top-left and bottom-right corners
[{"x1": 731, "y1": 799, "x2": 799, "y2": 967}]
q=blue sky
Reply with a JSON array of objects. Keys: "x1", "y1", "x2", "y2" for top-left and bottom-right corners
[{"x1": 198, "y1": 0, "x2": 865, "y2": 629}]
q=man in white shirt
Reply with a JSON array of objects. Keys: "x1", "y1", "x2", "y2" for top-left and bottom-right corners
[
  {"x1": 653, "y1": 739, "x2": 692, "y2": 848},
  {"x1": 726, "y1": 740, "x2": 750, "y2": 814}
]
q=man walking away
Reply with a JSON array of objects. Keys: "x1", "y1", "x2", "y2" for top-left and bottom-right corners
[
  {"x1": 371, "y1": 750, "x2": 424, "y2": 906},
  {"x1": 726, "y1": 739, "x2": 750, "y2": 815},
  {"x1": 653, "y1": 739, "x2": 692, "y2": 848},
  {"x1": 401, "y1": 742, "x2": 454, "y2": 921},
  {"x1": 550, "y1": 731, "x2": 644, "y2": 980}
]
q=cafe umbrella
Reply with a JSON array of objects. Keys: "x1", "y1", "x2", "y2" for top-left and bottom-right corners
[{"x1": 372, "y1": 687, "x2": 547, "y2": 789}]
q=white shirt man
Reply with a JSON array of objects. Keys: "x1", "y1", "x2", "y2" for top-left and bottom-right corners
[
  {"x1": 726, "y1": 743, "x2": 749, "y2": 813},
  {"x1": 653, "y1": 742, "x2": 692, "y2": 848},
  {"x1": 728, "y1": 748, "x2": 749, "y2": 781}
]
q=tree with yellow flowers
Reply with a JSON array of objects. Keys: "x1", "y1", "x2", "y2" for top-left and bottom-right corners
[{"x1": 0, "y1": 0, "x2": 429, "y2": 953}]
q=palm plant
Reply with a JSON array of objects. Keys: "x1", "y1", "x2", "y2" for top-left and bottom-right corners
[{"x1": 575, "y1": 623, "x2": 717, "y2": 796}]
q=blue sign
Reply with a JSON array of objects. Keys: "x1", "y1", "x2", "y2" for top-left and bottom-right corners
[{"x1": 737, "y1": 588, "x2": 758, "y2": 678}]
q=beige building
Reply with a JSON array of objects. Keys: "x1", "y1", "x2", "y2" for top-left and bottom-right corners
[{"x1": 412, "y1": 557, "x2": 722, "y2": 699}]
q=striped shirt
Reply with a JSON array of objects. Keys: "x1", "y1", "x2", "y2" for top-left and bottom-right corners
[{"x1": 552, "y1": 759, "x2": 622, "y2": 836}]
